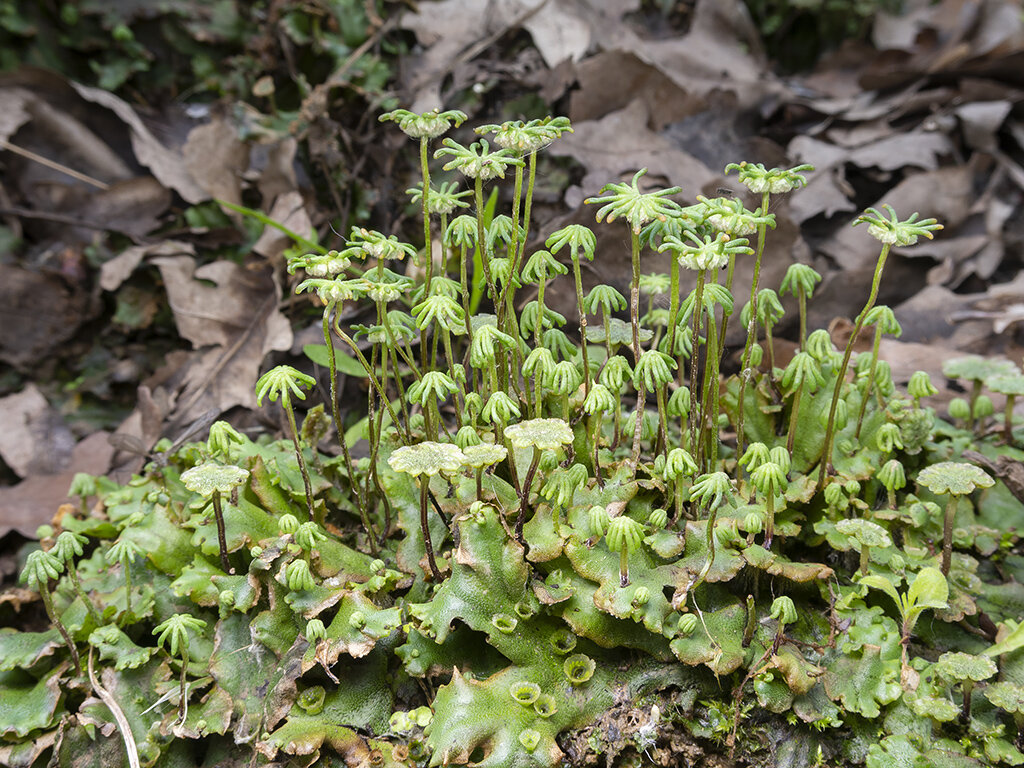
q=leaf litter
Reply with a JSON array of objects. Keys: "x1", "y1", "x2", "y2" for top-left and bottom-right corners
[{"x1": 2, "y1": 0, "x2": 1024, "y2": 601}]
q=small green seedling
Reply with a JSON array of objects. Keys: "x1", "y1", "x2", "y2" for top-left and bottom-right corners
[
  {"x1": 861, "y1": 567, "x2": 949, "y2": 673},
  {"x1": 153, "y1": 614, "x2": 207, "y2": 722}
]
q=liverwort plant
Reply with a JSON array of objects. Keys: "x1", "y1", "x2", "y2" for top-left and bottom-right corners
[
  {"x1": 854, "y1": 305, "x2": 902, "y2": 437},
  {"x1": 988, "y1": 371, "x2": 1024, "y2": 444},
  {"x1": 916, "y1": 461, "x2": 994, "y2": 575},
  {"x1": 181, "y1": 463, "x2": 249, "y2": 574},
  {"x1": 444, "y1": 214, "x2": 480, "y2": 340},
  {"x1": 835, "y1": 518, "x2": 892, "y2": 575},
  {"x1": 477, "y1": 117, "x2": 572, "y2": 332},
  {"x1": 520, "y1": 249, "x2": 568, "y2": 349},
  {"x1": 582, "y1": 383, "x2": 616, "y2": 483},
  {"x1": 152, "y1": 614, "x2": 207, "y2": 722},
  {"x1": 52, "y1": 531, "x2": 102, "y2": 627},
  {"x1": 986, "y1": 683, "x2": 1024, "y2": 745},
  {"x1": 605, "y1": 514, "x2": 646, "y2": 587},
  {"x1": 876, "y1": 459, "x2": 907, "y2": 510},
  {"x1": 105, "y1": 536, "x2": 142, "y2": 616},
  {"x1": 725, "y1": 161, "x2": 808, "y2": 453},
  {"x1": 663, "y1": 232, "x2": 750, "y2": 465},
  {"x1": 779, "y1": 262, "x2": 822, "y2": 348},
  {"x1": 749, "y1": 458, "x2": 788, "y2": 549},
  {"x1": 255, "y1": 365, "x2": 317, "y2": 520},
  {"x1": 20, "y1": 548, "x2": 81, "y2": 674},
  {"x1": 780, "y1": 351, "x2": 826, "y2": 454},
  {"x1": 662, "y1": 447, "x2": 698, "y2": 521},
  {"x1": 933, "y1": 651, "x2": 997, "y2": 721},
  {"x1": 546, "y1": 224, "x2": 598, "y2": 395},
  {"x1": 6, "y1": 110, "x2": 995, "y2": 768},
  {"x1": 586, "y1": 169, "x2": 682, "y2": 364},
  {"x1": 583, "y1": 284, "x2": 628, "y2": 361},
  {"x1": 819, "y1": 206, "x2": 942, "y2": 486},
  {"x1": 387, "y1": 441, "x2": 466, "y2": 581},
  {"x1": 435, "y1": 137, "x2": 524, "y2": 332},
  {"x1": 294, "y1": 275, "x2": 372, "y2": 540},
  {"x1": 942, "y1": 355, "x2": 1017, "y2": 432},
  {"x1": 633, "y1": 349, "x2": 677, "y2": 461},
  {"x1": 462, "y1": 442, "x2": 508, "y2": 501},
  {"x1": 689, "y1": 471, "x2": 734, "y2": 586},
  {"x1": 379, "y1": 108, "x2": 467, "y2": 295},
  {"x1": 504, "y1": 418, "x2": 574, "y2": 544}
]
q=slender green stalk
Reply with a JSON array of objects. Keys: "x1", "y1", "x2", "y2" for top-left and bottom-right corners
[
  {"x1": 763, "y1": 492, "x2": 776, "y2": 550},
  {"x1": 459, "y1": 244, "x2": 473, "y2": 342},
  {"x1": 1003, "y1": 395, "x2": 1017, "y2": 444},
  {"x1": 655, "y1": 384, "x2": 669, "y2": 460},
  {"x1": 735, "y1": 191, "x2": 771, "y2": 456},
  {"x1": 518, "y1": 153, "x2": 539, "y2": 265},
  {"x1": 534, "y1": 270, "x2": 548, "y2": 349},
  {"x1": 797, "y1": 285, "x2": 808, "y2": 348},
  {"x1": 570, "y1": 243, "x2": 592, "y2": 396},
  {"x1": 419, "y1": 137, "x2": 433, "y2": 296},
  {"x1": 176, "y1": 647, "x2": 190, "y2": 722},
  {"x1": 941, "y1": 495, "x2": 958, "y2": 576},
  {"x1": 596, "y1": 313, "x2": 610, "y2": 366},
  {"x1": 629, "y1": 231, "x2": 643, "y2": 361},
  {"x1": 322, "y1": 309, "x2": 369, "y2": 537},
  {"x1": 283, "y1": 403, "x2": 317, "y2": 524},
  {"x1": 332, "y1": 316, "x2": 407, "y2": 442},
  {"x1": 441, "y1": 330, "x2": 465, "y2": 429},
  {"x1": 716, "y1": 251, "x2": 738, "y2": 355},
  {"x1": 705, "y1": 310, "x2": 722, "y2": 470},
  {"x1": 630, "y1": 385, "x2": 646, "y2": 471},
  {"x1": 818, "y1": 243, "x2": 892, "y2": 488},
  {"x1": 473, "y1": 179, "x2": 498, "y2": 307},
  {"x1": 854, "y1": 324, "x2": 884, "y2": 438},
  {"x1": 786, "y1": 385, "x2": 804, "y2": 456},
  {"x1": 688, "y1": 270, "x2": 707, "y2": 458},
  {"x1": 590, "y1": 413, "x2": 604, "y2": 486},
  {"x1": 500, "y1": 160, "x2": 525, "y2": 335},
  {"x1": 438, "y1": 212, "x2": 449, "y2": 277},
  {"x1": 41, "y1": 587, "x2": 80, "y2": 674},
  {"x1": 64, "y1": 564, "x2": 102, "y2": 627},
  {"x1": 667, "y1": 256, "x2": 682, "y2": 363}
]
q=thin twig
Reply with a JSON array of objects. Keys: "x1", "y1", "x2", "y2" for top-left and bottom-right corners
[
  {"x1": 0, "y1": 206, "x2": 145, "y2": 244},
  {"x1": 1, "y1": 139, "x2": 110, "y2": 189},
  {"x1": 88, "y1": 648, "x2": 141, "y2": 768}
]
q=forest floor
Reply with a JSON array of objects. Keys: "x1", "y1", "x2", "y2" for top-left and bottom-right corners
[{"x1": 1, "y1": 1, "x2": 1024, "y2": 763}]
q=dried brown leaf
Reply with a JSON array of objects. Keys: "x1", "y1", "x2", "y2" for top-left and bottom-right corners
[
  {"x1": 401, "y1": 0, "x2": 640, "y2": 109},
  {"x1": 550, "y1": 99, "x2": 718, "y2": 204},
  {"x1": 62, "y1": 177, "x2": 171, "y2": 240},
  {"x1": 0, "y1": 432, "x2": 114, "y2": 537},
  {"x1": 109, "y1": 257, "x2": 293, "y2": 441},
  {"x1": 252, "y1": 191, "x2": 314, "y2": 260},
  {"x1": 592, "y1": 0, "x2": 771, "y2": 109},
  {"x1": 0, "y1": 385, "x2": 72, "y2": 479},
  {"x1": 71, "y1": 82, "x2": 207, "y2": 203},
  {"x1": 820, "y1": 166, "x2": 973, "y2": 271},
  {"x1": 183, "y1": 116, "x2": 248, "y2": 207},
  {"x1": 99, "y1": 240, "x2": 195, "y2": 293},
  {"x1": 0, "y1": 87, "x2": 32, "y2": 143},
  {"x1": 0, "y1": 264, "x2": 98, "y2": 371}
]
